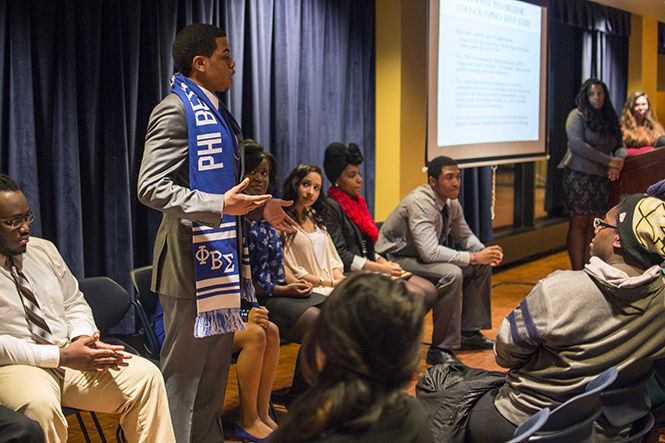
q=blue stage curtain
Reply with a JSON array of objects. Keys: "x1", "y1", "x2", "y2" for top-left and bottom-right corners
[
  {"x1": 225, "y1": 0, "x2": 376, "y2": 206},
  {"x1": 0, "y1": 0, "x2": 375, "y2": 333},
  {"x1": 546, "y1": 20, "x2": 584, "y2": 215},
  {"x1": 581, "y1": 32, "x2": 629, "y2": 114},
  {"x1": 551, "y1": 0, "x2": 630, "y2": 36},
  {"x1": 545, "y1": 0, "x2": 629, "y2": 215},
  {"x1": 458, "y1": 167, "x2": 494, "y2": 243}
]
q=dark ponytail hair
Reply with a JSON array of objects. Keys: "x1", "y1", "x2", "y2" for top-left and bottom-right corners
[{"x1": 270, "y1": 273, "x2": 424, "y2": 443}]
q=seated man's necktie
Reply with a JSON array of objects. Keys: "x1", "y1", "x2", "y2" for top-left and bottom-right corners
[
  {"x1": 440, "y1": 204, "x2": 449, "y2": 247},
  {"x1": 7, "y1": 257, "x2": 65, "y2": 380}
]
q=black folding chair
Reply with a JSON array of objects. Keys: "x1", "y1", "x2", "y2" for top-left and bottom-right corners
[
  {"x1": 598, "y1": 360, "x2": 655, "y2": 442},
  {"x1": 72, "y1": 276, "x2": 147, "y2": 443},
  {"x1": 129, "y1": 266, "x2": 161, "y2": 360},
  {"x1": 62, "y1": 406, "x2": 106, "y2": 443},
  {"x1": 506, "y1": 407, "x2": 550, "y2": 443}
]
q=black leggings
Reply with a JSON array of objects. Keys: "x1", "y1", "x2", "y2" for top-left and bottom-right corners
[{"x1": 467, "y1": 387, "x2": 517, "y2": 443}]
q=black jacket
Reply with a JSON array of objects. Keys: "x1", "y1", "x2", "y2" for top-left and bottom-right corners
[
  {"x1": 325, "y1": 197, "x2": 376, "y2": 273},
  {"x1": 416, "y1": 363, "x2": 505, "y2": 443},
  {"x1": 309, "y1": 394, "x2": 434, "y2": 443}
]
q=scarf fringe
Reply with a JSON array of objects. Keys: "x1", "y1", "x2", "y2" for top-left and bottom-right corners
[
  {"x1": 172, "y1": 72, "x2": 244, "y2": 339},
  {"x1": 194, "y1": 308, "x2": 246, "y2": 337},
  {"x1": 241, "y1": 276, "x2": 257, "y2": 304}
]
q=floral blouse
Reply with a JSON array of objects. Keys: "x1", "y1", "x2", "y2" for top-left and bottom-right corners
[{"x1": 247, "y1": 219, "x2": 286, "y2": 296}]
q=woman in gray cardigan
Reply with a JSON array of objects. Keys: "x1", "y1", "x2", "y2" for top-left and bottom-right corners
[{"x1": 559, "y1": 78, "x2": 626, "y2": 270}]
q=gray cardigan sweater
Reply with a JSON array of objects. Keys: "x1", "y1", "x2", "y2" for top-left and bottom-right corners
[{"x1": 560, "y1": 109, "x2": 627, "y2": 177}]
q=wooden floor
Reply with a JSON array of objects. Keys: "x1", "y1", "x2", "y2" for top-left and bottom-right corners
[{"x1": 63, "y1": 250, "x2": 665, "y2": 442}]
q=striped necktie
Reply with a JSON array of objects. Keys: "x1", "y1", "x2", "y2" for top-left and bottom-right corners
[{"x1": 7, "y1": 256, "x2": 65, "y2": 380}]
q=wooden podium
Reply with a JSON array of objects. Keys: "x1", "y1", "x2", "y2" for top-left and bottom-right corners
[{"x1": 609, "y1": 148, "x2": 665, "y2": 207}]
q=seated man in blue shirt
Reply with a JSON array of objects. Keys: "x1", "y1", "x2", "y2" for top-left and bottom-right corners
[{"x1": 375, "y1": 156, "x2": 503, "y2": 365}]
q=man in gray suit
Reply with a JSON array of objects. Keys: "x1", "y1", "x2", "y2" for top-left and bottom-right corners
[{"x1": 138, "y1": 24, "x2": 292, "y2": 442}]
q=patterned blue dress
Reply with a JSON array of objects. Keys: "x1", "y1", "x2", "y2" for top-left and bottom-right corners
[
  {"x1": 247, "y1": 219, "x2": 327, "y2": 338},
  {"x1": 248, "y1": 219, "x2": 287, "y2": 295}
]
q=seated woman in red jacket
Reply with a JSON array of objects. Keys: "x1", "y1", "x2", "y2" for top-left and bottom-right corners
[{"x1": 323, "y1": 142, "x2": 446, "y2": 365}]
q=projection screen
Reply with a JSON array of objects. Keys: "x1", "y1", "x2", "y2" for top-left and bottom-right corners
[{"x1": 427, "y1": 0, "x2": 549, "y2": 167}]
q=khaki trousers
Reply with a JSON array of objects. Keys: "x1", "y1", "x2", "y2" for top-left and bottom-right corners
[{"x1": 0, "y1": 354, "x2": 175, "y2": 443}]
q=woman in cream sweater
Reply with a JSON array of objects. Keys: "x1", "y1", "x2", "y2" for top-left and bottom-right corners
[{"x1": 281, "y1": 164, "x2": 345, "y2": 294}]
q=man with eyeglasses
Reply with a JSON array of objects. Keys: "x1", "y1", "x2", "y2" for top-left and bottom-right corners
[
  {"x1": 461, "y1": 194, "x2": 665, "y2": 442},
  {"x1": 0, "y1": 173, "x2": 175, "y2": 442}
]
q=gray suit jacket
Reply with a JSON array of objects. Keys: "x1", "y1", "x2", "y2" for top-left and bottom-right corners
[{"x1": 138, "y1": 93, "x2": 244, "y2": 299}]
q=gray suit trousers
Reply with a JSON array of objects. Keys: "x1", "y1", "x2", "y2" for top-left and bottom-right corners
[
  {"x1": 160, "y1": 294, "x2": 234, "y2": 443},
  {"x1": 393, "y1": 257, "x2": 492, "y2": 350}
]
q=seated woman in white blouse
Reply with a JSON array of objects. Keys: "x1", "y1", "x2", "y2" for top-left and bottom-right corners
[{"x1": 280, "y1": 164, "x2": 345, "y2": 295}]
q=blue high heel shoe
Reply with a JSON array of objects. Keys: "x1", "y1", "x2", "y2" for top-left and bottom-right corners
[{"x1": 234, "y1": 423, "x2": 274, "y2": 443}]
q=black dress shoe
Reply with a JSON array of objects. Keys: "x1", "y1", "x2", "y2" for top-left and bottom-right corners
[
  {"x1": 460, "y1": 332, "x2": 494, "y2": 350},
  {"x1": 426, "y1": 347, "x2": 462, "y2": 366}
]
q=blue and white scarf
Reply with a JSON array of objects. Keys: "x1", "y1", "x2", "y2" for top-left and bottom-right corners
[{"x1": 170, "y1": 73, "x2": 256, "y2": 337}]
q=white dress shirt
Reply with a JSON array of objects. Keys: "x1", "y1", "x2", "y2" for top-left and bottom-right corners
[
  {"x1": 199, "y1": 85, "x2": 219, "y2": 110},
  {"x1": 0, "y1": 237, "x2": 96, "y2": 368}
]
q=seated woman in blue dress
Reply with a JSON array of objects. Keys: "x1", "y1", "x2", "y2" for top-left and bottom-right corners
[
  {"x1": 243, "y1": 141, "x2": 327, "y2": 344},
  {"x1": 244, "y1": 142, "x2": 330, "y2": 404},
  {"x1": 154, "y1": 140, "x2": 312, "y2": 442}
]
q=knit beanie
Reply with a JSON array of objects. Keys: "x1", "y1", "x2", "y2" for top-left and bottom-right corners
[
  {"x1": 323, "y1": 142, "x2": 363, "y2": 184},
  {"x1": 616, "y1": 194, "x2": 665, "y2": 268}
]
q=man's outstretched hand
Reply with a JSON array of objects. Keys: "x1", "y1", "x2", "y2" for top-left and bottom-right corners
[
  {"x1": 223, "y1": 178, "x2": 272, "y2": 215},
  {"x1": 264, "y1": 198, "x2": 296, "y2": 233}
]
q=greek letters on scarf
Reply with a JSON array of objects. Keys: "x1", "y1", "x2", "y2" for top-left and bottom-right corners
[{"x1": 170, "y1": 73, "x2": 256, "y2": 338}]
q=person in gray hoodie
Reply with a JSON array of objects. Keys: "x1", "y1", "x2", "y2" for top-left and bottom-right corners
[{"x1": 466, "y1": 194, "x2": 665, "y2": 442}]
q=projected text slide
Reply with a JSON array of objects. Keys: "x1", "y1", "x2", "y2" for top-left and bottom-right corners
[{"x1": 438, "y1": 0, "x2": 542, "y2": 147}]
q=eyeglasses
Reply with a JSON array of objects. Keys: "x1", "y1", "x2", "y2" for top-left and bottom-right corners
[
  {"x1": 593, "y1": 217, "x2": 616, "y2": 231},
  {"x1": 0, "y1": 210, "x2": 36, "y2": 229}
]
